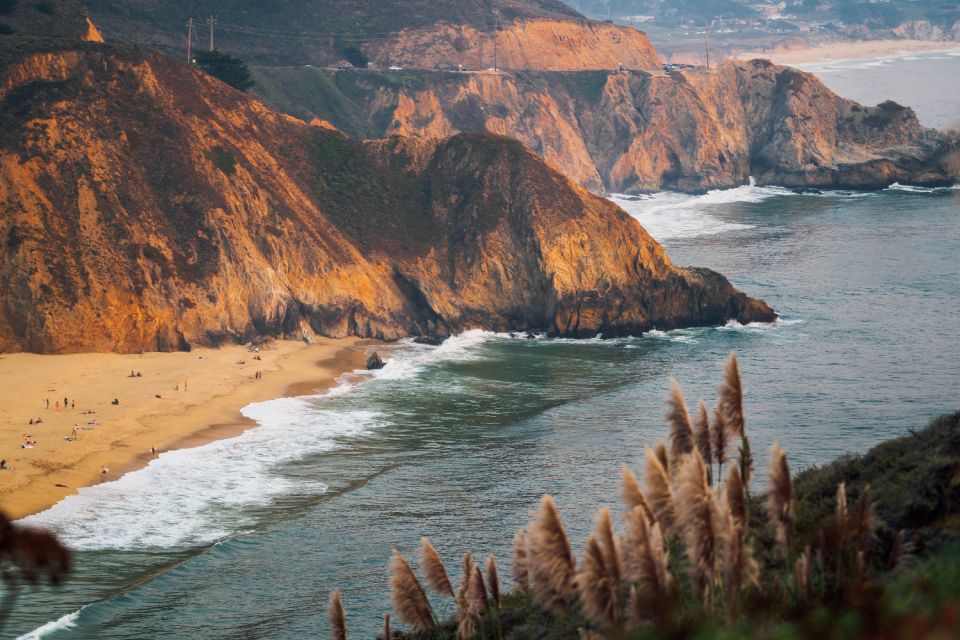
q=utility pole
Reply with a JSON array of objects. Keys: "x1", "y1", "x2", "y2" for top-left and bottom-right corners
[
  {"x1": 704, "y1": 21, "x2": 710, "y2": 70},
  {"x1": 186, "y1": 17, "x2": 194, "y2": 64},
  {"x1": 207, "y1": 15, "x2": 217, "y2": 51}
]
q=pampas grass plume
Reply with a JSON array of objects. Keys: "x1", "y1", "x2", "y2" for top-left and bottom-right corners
[
  {"x1": 512, "y1": 529, "x2": 529, "y2": 590},
  {"x1": 329, "y1": 589, "x2": 347, "y2": 640},
  {"x1": 390, "y1": 550, "x2": 435, "y2": 632},
  {"x1": 382, "y1": 612, "x2": 391, "y2": 640},
  {"x1": 486, "y1": 555, "x2": 501, "y2": 607},
  {"x1": 720, "y1": 352, "x2": 745, "y2": 437},
  {"x1": 419, "y1": 538, "x2": 453, "y2": 598},
  {"x1": 766, "y1": 444, "x2": 795, "y2": 557},
  {"x1": 694, "y1": 400, "x2": 713, "y2": 469},
  {"x1": 675, "y1": 448, "x2": 727, "y2": 601},
  {"x1": 667, "y1": 379, "x2": 695, "y2": 467},
  {"x1": 527, "y1": 494, "x2": 577, "y2": 614},
  {"x1": 645, "y1": 447, "x2": 676, "y2": 537}
]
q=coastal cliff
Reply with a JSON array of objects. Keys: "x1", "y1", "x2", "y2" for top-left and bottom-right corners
[
  {"x1": 254, "y1": 60, "x2": 959, "y2": 194},
  {"x1": 0, "y1": 42, "x2": 773, "y2": 354}
]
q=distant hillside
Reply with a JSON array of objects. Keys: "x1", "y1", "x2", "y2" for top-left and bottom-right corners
[
  {"x1": 0, "y1": 39, "x2": 772, "y2": 353},
  {"x1": 0, "y1": 0, "x2": 101, "y2": 41},
  {"x1": 81, "y1": 0, "x2": 659, "y2": 70}
]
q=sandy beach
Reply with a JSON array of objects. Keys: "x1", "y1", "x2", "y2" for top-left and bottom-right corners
[
  {"x1": 732, "y1": 39, "x2": 960, "y2": 66},
  {"x1": 0, "y1": 338, "x2": 372, "y2": 520}
]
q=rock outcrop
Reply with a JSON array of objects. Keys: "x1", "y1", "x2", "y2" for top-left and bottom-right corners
[
  {"x1": 0, "y1": 42, "x2": 774, "y2": 354},
  {"x1": 254, "y1": 59, "x2": 958, "y2": 194}
]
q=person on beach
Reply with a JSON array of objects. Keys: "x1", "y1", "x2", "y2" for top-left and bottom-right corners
[
  {"x1": 151, "y1": 446, "x2": 157, "y2": 456},
  {"x1": 46, "y1": 398, "x2": 49, "y2": 409},
  {"x1": 71, "y1": 400, "x2": 75, "y2": 409},
  {"x1": 64, "y1": 396, "x2": 68, "y2": 407},
  {"x1": 55, "y1": 401, "x2": 60, "y2": 411},
  {"x1": 0, "y1": 459, "x2": 6, "y2": 469},
  {"x1": 72, "y1": 425, "x2": 79, "y2": 438},
  {"x1": 101, "y1": 466, "x2": 108, "y2": 476}
]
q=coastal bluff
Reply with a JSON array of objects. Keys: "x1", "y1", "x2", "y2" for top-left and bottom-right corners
[{"x1": 0, "y1": 43, "x2": 774, "y2": 354}]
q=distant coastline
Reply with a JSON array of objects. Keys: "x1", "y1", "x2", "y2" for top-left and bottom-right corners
[
  {"x1": 730, "y1": 38, "x2": 960, "y2": 66},
  {"x1": 0, "y1": 339, "x2": 370, "y2": 520}
]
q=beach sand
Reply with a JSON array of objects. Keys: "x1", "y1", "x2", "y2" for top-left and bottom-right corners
[
  {"x1": 0, "y1": 338, "x2": 371, "y2": 520},
  {"x1": 731, "y1": 39, "x2": 960, "y2": 66}
]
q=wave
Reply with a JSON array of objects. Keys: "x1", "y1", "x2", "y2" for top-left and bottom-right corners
[
  {"x1": 885, "y1": 182, "x2": 959, "y2": 194},
  {"x1": 609, "y1": 180, "x2": 873, "y2": 240},
  {"x1": 16, "y1": 609, "x2": 82, "y2": 640}
]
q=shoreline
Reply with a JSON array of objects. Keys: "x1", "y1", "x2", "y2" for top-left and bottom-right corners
[
  {"x1": 730, "y1": 38, "x2": 960, "y2": 66},
  {"x1": 0, "y1": 338, "x2": 373, "y2": 520}
]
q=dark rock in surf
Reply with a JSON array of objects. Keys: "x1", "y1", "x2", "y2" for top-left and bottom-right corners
[{"x1": 366, "y1": 352, "x2": 385, "y2": 370}]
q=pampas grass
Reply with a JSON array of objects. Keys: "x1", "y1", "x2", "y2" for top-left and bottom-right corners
[
  {"x1": 795, "y1": 547, "x2": 812, "y2": 601},
  {"x1": 654, "y1": 441, "x2": 670, "y2": 477},
  {"x1": 456, "y1": 611, "x2": 476, "y2": 640},
  {"x1": 329, "y1": 589, "x2": 347, "y2": 640},
  {"x1": 675, "y1": 448, "x2": 728, "y2": 604},
  {"x1": 457, "y1": 553, "x2": 474, "y2": 606},
  {"x1": 667, "y1": 379, "x2": 695, "y2": 467},
  {"x1": 766, "y1": 444, "x2": 795, "y2": 558},
  {"x1": 622, "y1": 505, "x2": 674, "y2": 617},
  {"x1": 725, "y1": 465, "x2": 747, "y2": 534},
  {"x1": 390, "y1": 550, "x2": 435, "y2": 632},
  {"x1": 694, "y1": 400, "x2": 713, "y2": 480},
  {"x1": 382, "y1": 612, "x2": 391, "y2": 640},
  {"x1": 577, "y1": 533, "x2": 621, "y2": 632},
  {"x1": 621, "y1": 465, "x2": 654, "y2": 524},
  {"x1": 512, "y1": 529, "x2": 529, "y2": 590},
  {"x1": 711, "y1": 403, "x2": 728, "y2": 477},
  {"x1": 527, "y1": 494, "x2": 577, "y2": 614},
  {"x1": 719, "y1": 352, "x2": 745, "y2": 437},
  {"x1": 486, "y1": 555, "x2": 501, "y2": 607},
  {"x1": 856, "y1": 485, "x2": 876, "y2": 553},
  {"x1": 420, "y1": 538, "x2": 454, "y2": 598},
  {"x1": 645, "y1": 447, "x2": 676, "y2": 537},
  {"x1": 466, "y1": 565, "x2": 489, "y2": 615}
]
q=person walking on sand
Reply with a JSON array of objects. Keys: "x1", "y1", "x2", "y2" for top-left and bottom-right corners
[
  {"x1": 55, "y1": 400, "x2": 60, "y2": 411},
  {"x1": 46, "y1": 398, "x2": 49, "y2": 409},
  {"x1": 64, "y1": 396, "x2": 68, "y2": 407},
  {"x1": 72, "y1": 425, "x2": 79, "y2": 438},
  {"x1": 151, "y1": 446, "x2": 157, "y2": 456}
]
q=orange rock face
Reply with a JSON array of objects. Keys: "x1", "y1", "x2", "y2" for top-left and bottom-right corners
[
  {"x1": 0, "y1": 43, "x2": 773, "y2": 354},
  {"x1": 366, "y1": 19, "x2": 661, "y2": 71},
  {"x1": 285, "y1": 60, "x2": 958, "y2": 194}
]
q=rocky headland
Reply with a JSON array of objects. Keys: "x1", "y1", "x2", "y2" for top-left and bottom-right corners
[{"x1": 0, "y1": 40, "x2": 773, "y2": 354}]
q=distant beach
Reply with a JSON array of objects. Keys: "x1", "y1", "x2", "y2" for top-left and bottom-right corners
[
  {"x1": 0, "y1": 338, "x2": 369, "y2": 520},
  {"x1": 731, "y1": 39, "x2": 960, "y2": 66}
]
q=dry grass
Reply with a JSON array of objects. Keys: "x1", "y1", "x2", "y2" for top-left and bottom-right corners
[
  {"x1": 766, "y1": 444, "x2": 795, "y2": 558},
  {"x1": 527, "y1": 494, "x2": 577, "y2": 614},
  {"x1": 390, "y1": 550, "x2": 435, "y2": 632},
  {"x1": 486, "y1": 555, "x2": 501, "y2": 607},
  {"x1": 420, "y1": 538, "x2": 453, "y2": 598},
  {"x1": 645, "y1": 446, "x2": 676, "y2": 537},
  {"x1": 512, "y1": 529, "x2": 529, "y2": 590},
  {"x1": 667, "y1": 379, "x2": 695, "y2": 467},
  {"x1": 329, "y1": 589, "x2": 347, "y2": 640}
]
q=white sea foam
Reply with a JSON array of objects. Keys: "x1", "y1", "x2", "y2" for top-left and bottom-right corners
[
  {"x1": 16, "y1": 609, "x2": 81, "y2": 639},
  {"x1": 885, "y1": 182, "x2": 959, "y2": 194},
  {"x1": 20, "y1": 397, "x2": 381, "y2": 550}
]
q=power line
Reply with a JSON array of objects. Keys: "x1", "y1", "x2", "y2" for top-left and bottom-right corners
[
  {"x1": 207, "y1": 15, "x2": 217, "y2": 51},
  {"x1": 186, "y1": 17, "x2": 194, "y2": 63}
]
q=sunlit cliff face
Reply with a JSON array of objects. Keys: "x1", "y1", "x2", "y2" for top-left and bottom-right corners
[
  {"x1": 330, "y1": 59, "x2": 956, "y2": 195},
  {"x1": 0, "y1": 45, "x2": 772, "y2": 354}
]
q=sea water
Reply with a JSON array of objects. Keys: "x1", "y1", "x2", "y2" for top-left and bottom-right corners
[{"x1": 9, "y1": 55, "x2": 960, "y2": 639}]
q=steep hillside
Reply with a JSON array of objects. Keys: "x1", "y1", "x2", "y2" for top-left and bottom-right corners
[
  {"x1": 0, "y1": 0, "x2": 101, "y2": 41},
  {"x1": 0, "y1": 40, "x2": 773, "y2": 354},
  {"x1": 82, "y1": 0, "x2": 659, "y2": 70},
  {"x1": 251, "y1": 61, "x2": 959, "y2": 194}
]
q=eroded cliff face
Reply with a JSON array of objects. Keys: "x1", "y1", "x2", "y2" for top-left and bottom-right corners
[
  {"x1": 0, "y1": 43, "x2": 773, "y2": 354},
  {"x1": 264, "y1": 59, "x2": 958, "y2": 194},
  {"x1": 364, "y1": 19, "x2": 661, "y2": 71}
]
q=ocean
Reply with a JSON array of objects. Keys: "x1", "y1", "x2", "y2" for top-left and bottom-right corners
[{"x1": 9, "y1": 50, "x2": 960, "y2": 639}]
